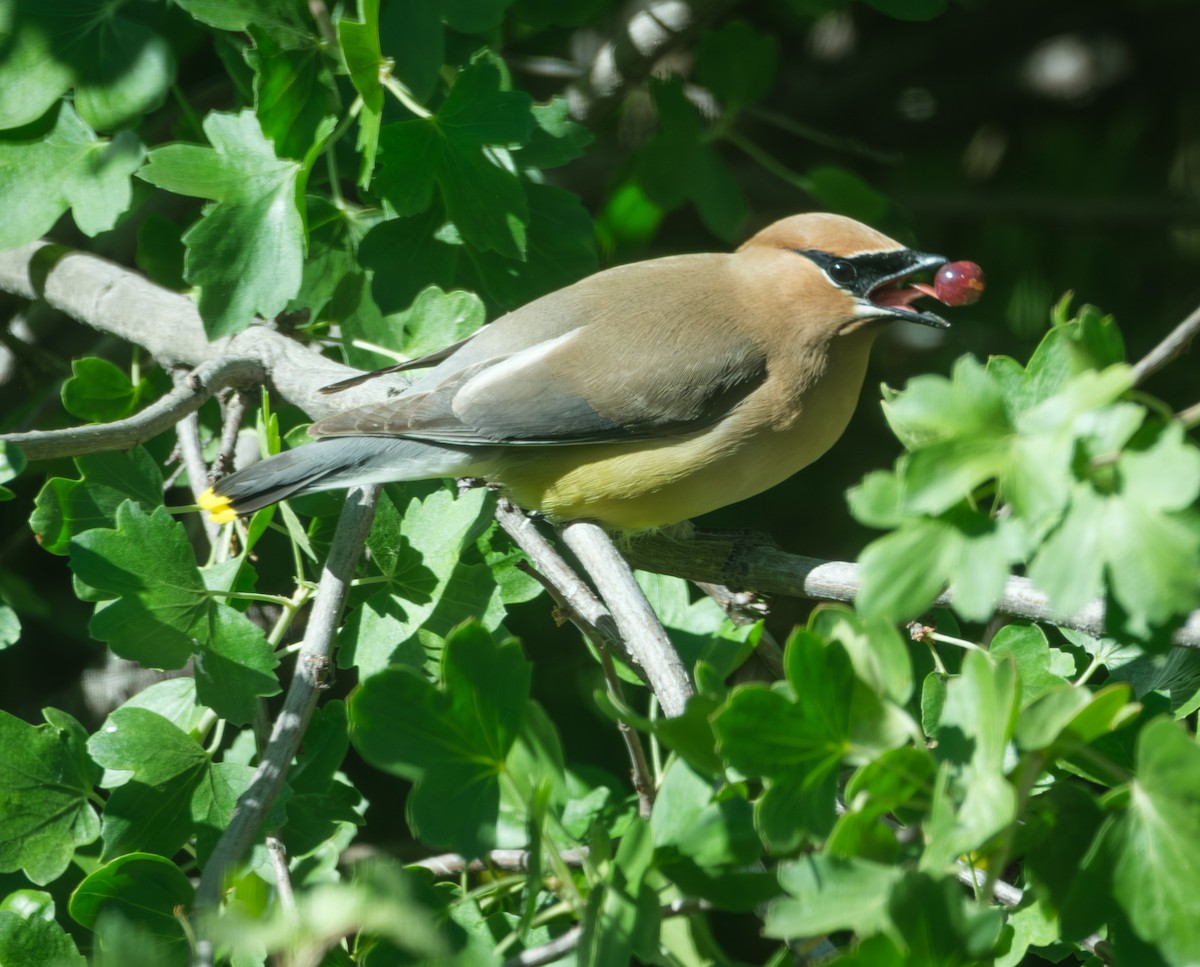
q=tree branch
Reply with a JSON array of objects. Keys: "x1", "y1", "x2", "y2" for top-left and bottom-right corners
[
  {"x1": 0, "y1": 241, "x2": 408, "y2": 424},
  {"x1": 193, "y1": 485, "x2": 379, "y2": 967},
  {"x1": 1132, "y1": 301, "x2": 1200, "y2": 385},
  {"x1": 0, "y1": 355, "x2": 264, "y2": 461},
  {"x1": 560, "y1": 521, "x2": 694, "y2": 718},
  {"x1": 626, "y1": 530, "x2": 1200, "y2": 649}
]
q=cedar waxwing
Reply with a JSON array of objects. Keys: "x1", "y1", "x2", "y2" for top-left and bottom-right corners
[{"x1": 199, "y1": 213, "x2": 981, "y2": 532}]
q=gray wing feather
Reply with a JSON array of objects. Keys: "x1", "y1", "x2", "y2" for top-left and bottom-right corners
[{"x1": 310, "y1": 253, "x2": 767, "y2": 446}]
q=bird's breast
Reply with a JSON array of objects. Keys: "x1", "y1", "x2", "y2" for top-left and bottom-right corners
[{"x1": 491, "y1": 332, "x2": 876, "y2": 531}]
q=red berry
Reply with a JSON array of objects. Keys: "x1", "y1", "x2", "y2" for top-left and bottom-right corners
[{"x1": 934, "y1": 261, "x2": 985, "y2": 306}]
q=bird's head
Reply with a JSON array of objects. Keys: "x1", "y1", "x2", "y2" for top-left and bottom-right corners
[{"x1": 739, "y1": 212, "x2": 975, "y2": 336}]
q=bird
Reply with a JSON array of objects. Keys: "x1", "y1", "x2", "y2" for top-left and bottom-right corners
[{"x1": 198, "y1": 213, "x2": 979, "y2": 533}]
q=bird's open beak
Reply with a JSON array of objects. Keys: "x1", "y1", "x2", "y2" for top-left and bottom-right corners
[{"x1": 865, "y1": 251, "x2": 951, "y2": 329}]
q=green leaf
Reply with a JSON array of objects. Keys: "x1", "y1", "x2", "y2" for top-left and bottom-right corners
[
  {"x1": 0, "y1": 902, "x2": 86, "y2": 967},
  {"x1": 1106, "y1": 718, "x2": 1200, "y2": 964},
  {"x1": 694, "y1": 21, "x2": 778, "y2": 110},
  {"x1": 174, "y1": 0, "x2": 314, "y2": 49},
  {"x1": 337, "y1": 0, "x2": 384, "y2": 186},
  {"x1": 0, "y1": 11, "x2": 74, "y2": 129},
  {"x1": 0, "y1": 0, "x2": 175, "y2": 131},
  {"x1": 989, "y1": 623, "x2": 1075, "y2": 705},
  {"x1": 61, "y1": 357, "x2": 141, "y2": 423},
  {"x1": 69, "y1": 853, "x2": 194, "y2": 965},
  {"x1": 1029, "y1": 476, "x2": 1200, "y2": 640},
  {"x1": 0, "y1": 440, "x2": 25, "y2": 502},
  {"x1": 349, "y1": 622, "x2": 532, "y2": 857},
  {"x1": 578, "y1": 818, "x2": 659, "y2": 967},
  {"x1": 0, "y1": 103, "x2": 145, "y2": 248},
  {"x1": 344, "y1": 283, "x2": 485, "y2": 372},
  {"x1": 69, "y1": 502, "x2": 278, "y2": 722},
  {"x1": 887, "y1": 872, "x2": 1005, "y2": 963},
  {"x1": 637, "y1": 77, "x2": 747, "y2": 240},
  {"x1": 119, "y1": 678, "x2": 207, "y2": 735},
  {"x1": 246, "y1": 26, "x2": 339, "y2": 163},
  {"x1": 768, "y1": 854, "x2": 902, "y2": 939},
  {"x1": 0, "y1": 708, "x2": 100, "y2": 884},
  {"x1": 376, "y1": 55, "x2": 534, "y2": 258},
  {"x1": 465, "y1": 182, "x2": 597, "y2": 310},
  {"x1": 30, "y1": 448, "x2": 163, "y2": 556},
  {"x1": 518, "y1": 99, "x2": 594, "y2": 169},
  {"x1": 1014, "y1": 682, "x2": 1134, "y2": 752},
  {"x1": 339, "y1": 486, "x2": 503, "y2": 679},
  {"x1": 0, "y1": 602, "x2": 16, "y2": 648},
  {"x1": 209, "y1": 858, "x2": 452, "y2": 963},
  {"x1": 923, "y1": 650, "x2": 1018, "y2": 869},
  {"x1": 857, "y1": 508, "x2": 1019, "y2": 623},
  {"x1": 358, "y1": 211, "x2": 460, "y2": 316},
  {"x1": 87, "y1": 707, "x2": 209, "y2": 860},
  {"x1": 651, "y1": 758, "x2": 758, "y2": 868},
  {"x1": 191, "y1": 761, "x2": 258, "y2": 865},
  {"x1": 713, "y1": 630, "x2": 913, "y2": 852},
  {"x1": 139, "y1": 110, "x2": 306, "y2": 338},
  {"x1": 810, "y1": 606, "x2": 913, "y2": 705},
  {"x1": 829, "y1": 747, "x2": 936, "y2": 860}
]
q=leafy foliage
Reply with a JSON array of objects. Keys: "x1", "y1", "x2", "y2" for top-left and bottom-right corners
[{"x1": 0, "y1": 0, "x2": 1197, "y2": 965}]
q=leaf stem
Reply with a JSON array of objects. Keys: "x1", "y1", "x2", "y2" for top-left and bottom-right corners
[{"x1": 380, "y1": 73, "x2": 433, "y2": 119}]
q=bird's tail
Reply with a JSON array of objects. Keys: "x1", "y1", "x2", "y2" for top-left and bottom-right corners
[{"x1": 197, "y1": 437, "x2": 483, "y2": 523}]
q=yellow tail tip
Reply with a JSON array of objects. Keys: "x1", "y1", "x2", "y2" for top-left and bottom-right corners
[{"x1": 198, "y1": 487, "x2": 238, "y2": 525}]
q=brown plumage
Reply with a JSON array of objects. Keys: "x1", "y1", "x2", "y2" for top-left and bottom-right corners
[{"x1": 200, "y1": 213, "x2": 964, "y2": 531}]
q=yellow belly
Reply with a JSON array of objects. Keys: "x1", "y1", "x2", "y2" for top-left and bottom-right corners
[
  {"x1": 471, "y1": 326, "x2": 879, "y2": 530},
  {"x1": 492, "y1": 350, "x2": 870, "y2": 530}
]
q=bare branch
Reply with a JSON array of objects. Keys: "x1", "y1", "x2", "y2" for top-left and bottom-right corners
[
  {"x1": 265, "y1": 836, "x2": 296, "y2": 913},
  {"x1": 492, "y1": 498, "x2": 629, "y2": 661},
  {"x1": 212, "y1": 390, "x2": 251, "y2": 478},
  {"x1": 0, "y1": 355, "x2": 264, "y2": 461},
  {"x1": 175, "y1": 406, "x2": 220, "y2": 549},
  {"x1": 560, "y1": 521, "x2": 694, "y2": 717},
  {"x1": 627, "y1": 531, "x2": 1200, "y2": 650},
  {"x1": 193, "y1": 485, "x2": 380, "y2": 967},
  {"x1": 0, "y1": 242, "x2": 410, "y2": 422},
  {"x1": 493, "y1": 501, "x2": 656, "y2": 811},
  {"x1": 1132, "y1": 302, "x2": 1200, "y2": 385}
]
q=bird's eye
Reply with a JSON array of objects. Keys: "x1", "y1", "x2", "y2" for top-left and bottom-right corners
[{"x1": 828, "y1": 260, "x2": 857, "y2": 285}]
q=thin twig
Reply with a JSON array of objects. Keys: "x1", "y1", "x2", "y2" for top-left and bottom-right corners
[
  {"x1": 265, "y1": 836, "x2": 296, "y2": 913},
  {"x1": 173, "y1": 373, "x2": 220, "y2": 549},
  {"x1": 516, "y1": 559, "x2": 656, "y2": 817},
  {"x1": 626, "y1": 531, "x2": 1200, "y2": 650},
  {"x1": 492, "y1": 498, "x2": 631, "y2": 664},
  {"x1": 212, "y1": 390, "x2": 252, "y2": 478},
  {"x1": 0, "y1": 356, "x2": 265, "y2": 461},
  {"x1": 493, "y1": 500, "x2": 656, "y2": 811},
  {"x1": 560, "y1": 521, "x2": 694, "y2": 718},
  {"x1": 693, "y1": 580, "x2": 784, "y2": 679},
  {"x1": 1131, "y1": 302, "x2": 1200, "y2": 385},
  {"x1": 192, "y1": 486, "x2": 380, "y2": 967},
  {"x1": 412, "y1": 847, "x2": 588, "y2": 877}
]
